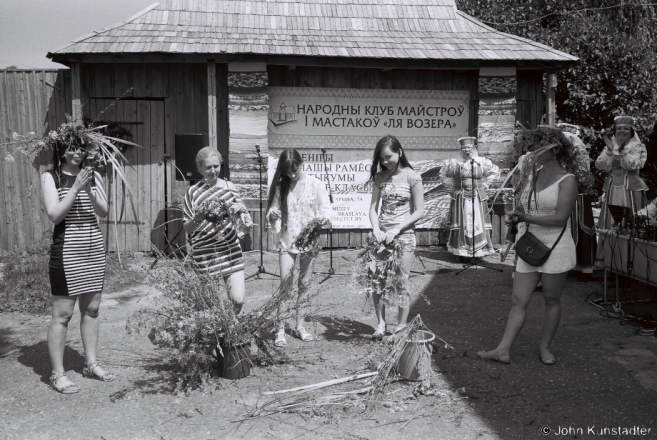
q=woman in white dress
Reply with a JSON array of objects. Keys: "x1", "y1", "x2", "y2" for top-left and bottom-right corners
[
  {"x1": 266, "y1": 149, "x2": 334, "y2": 347},
  {"x1": 478, "y1": 129, "x2": 578, "y2": 366}
]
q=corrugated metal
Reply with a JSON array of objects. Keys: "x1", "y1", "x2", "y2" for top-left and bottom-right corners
[{"x1": 49, "y1": 0, "x2": 577, "y2": 63}]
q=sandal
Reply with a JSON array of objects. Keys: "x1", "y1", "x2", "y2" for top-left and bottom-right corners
[
  {"x1": 50, "y1": 372, "x2": 80, "y2": 394},
  {"x1": 372, "y1": 323, "x2": 386, "y2": 341},
  {"x1": 82, "y1": 362, "x2": 115, "y2": 382},
  {"x1": 274, "y1": 330, "x2": 287, "y2": 347},
  {"x1": 295, "y1": 326, "x2": 314, "y2": 342}
]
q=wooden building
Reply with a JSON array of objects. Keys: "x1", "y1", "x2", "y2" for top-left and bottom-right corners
[{"x1": 3, "y1": 0, "x2": 577, "y2": 252}]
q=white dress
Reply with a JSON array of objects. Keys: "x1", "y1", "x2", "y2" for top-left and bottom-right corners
[
  {"x1": 516, "y1": 174, "x2": 577, "y2": 274},
  {"x1": 266, "y1": 175, "x2": 334, "y2": 254}
]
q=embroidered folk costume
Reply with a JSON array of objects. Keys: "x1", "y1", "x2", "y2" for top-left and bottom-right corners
[
  {"x1": 595, "y1": 116, "x2": 648, "y2": 265},
  {"x1": 441, "y1": 137, "x2": 500, "y2": 257}
]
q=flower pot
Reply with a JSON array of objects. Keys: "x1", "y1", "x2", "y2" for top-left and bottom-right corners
[
  {"x1": 395, "y1": 330, "x2": 435, "y2": 381},
  {"x1": 216, "y1": 343, "x2": 252, "y2": 380}
]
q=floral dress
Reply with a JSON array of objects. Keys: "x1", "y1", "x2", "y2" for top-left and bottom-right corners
[
  {"x1": 266, "y1": 175, "x2": 334, "y2": 254},
  {"x1": 374, "y1": 167, "x2": 423, "y2": 252}
]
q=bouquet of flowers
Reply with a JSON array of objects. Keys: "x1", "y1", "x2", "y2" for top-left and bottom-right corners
[
  {"x1": 353, "y1": 234, "x2": 406, "y2": 307},
  {"x1": 292, "y1": 217, "x2": 326, "y2": 253},
  {"x1": 197, "y1": 198, "x2": 231, "y2": 227}
]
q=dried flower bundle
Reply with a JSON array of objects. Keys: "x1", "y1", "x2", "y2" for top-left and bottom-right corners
[
  {"x1": 6, "y1": 116, "x2": 137, "y2": 169},
  {"x1": 197, "y1": 198, "x2": 231, "y2": 226},
  {"x1": 127, "y1": 251, "x2": 301, "y2": 389},
  {"x1": 352, "y1": 234, "x2": 406, "y2": 307},
  {"x1": 292, "y1": 217, "x2": 326, "y2": 253}
]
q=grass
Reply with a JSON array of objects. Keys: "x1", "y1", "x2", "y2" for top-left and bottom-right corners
[
  {"x1": 0, "y1": 244, "x2": 51, "y2": 313},
  {"x1": 0, "y1": 245, "x2": 148, "y2": 314}
]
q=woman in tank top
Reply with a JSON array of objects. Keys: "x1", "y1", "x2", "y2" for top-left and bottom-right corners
[{"x1": 478, "y1": 130, "x2": 578, "y2": 366}]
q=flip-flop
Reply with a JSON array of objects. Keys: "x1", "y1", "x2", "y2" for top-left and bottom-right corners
[{"x1": 477, "y1": 350, "x2": 510, "y2": 364}]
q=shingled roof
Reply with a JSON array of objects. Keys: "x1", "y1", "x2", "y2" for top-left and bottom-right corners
[{"x1": 48, "y1": 0, "x2": 577, "y2": 67}]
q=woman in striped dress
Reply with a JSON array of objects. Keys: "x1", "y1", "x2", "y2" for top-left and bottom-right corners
[
  {"x1": 183, "y1": 147, "x2": 251, "y2": 312},
  {"x1": 41, "y1": 145, "x2": 113, "y2": 394}
]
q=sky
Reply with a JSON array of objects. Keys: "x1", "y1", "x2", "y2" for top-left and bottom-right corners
[{"x1": 0, "y1": 0, "x2": 155, "y2": 69}]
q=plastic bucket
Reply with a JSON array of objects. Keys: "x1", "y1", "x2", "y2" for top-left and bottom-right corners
[
  {"x1": 395, "y1": 330, "x2": 435, "y2": 381},
  {"x1": 217, "y1": 343, "x2": 252, "y2": 380}
]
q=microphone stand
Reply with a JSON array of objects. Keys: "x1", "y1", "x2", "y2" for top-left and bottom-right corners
[
  {"x1": 245, "y1": 145, "x2": 279, "y2": 281},
  {"x1": 316, "y1": 148, "x2": 348, "y2": 284},
  {"x1": 456, "y1": 156, "x2": 502, "y2": 275}
]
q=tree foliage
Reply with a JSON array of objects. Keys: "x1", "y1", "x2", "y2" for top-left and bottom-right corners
[{"x1": 456, "y1": 0, "x2": 657, "y2": 155}]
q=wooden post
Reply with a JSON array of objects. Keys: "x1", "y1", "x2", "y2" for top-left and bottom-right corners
[
  {"x1": 546, "y1": 72, "x2": 557, "y2": 127},
  {"x1": 207, "y1": 60, "x2": 218, "y2": 150},
  {"x1": 216, "y1": 63, "x2": 230, "y2": 179},
  {"x1": 71, "y1": 62, "x2": 82, "y2": 122}
]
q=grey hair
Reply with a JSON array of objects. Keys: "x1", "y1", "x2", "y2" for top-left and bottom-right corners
[{"x1": 195, "y1": 147, "x2": 222, "y2": 171}]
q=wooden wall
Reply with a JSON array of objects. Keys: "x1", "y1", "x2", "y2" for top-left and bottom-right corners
[
  {"x1": 0, "y1": 65, "x2": 545, "y2": 253},
  {"x1": 516, "y1": 71, "x2": 545, "y2": 128},
  {"x1": 0, "y1": 70, "x2": 71, "y2": 251},
  {"x1": 81, "y1": 63, "x2": 217, "y2": 252}
]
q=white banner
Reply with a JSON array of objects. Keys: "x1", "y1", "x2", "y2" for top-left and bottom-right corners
[{"x1": 267, "y1": 87, "x2": 469, "y2": 229}]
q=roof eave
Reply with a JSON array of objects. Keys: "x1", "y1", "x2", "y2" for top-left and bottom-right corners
[{"x1": 47, "y1": 52, "x2": 577, "y2": 70}]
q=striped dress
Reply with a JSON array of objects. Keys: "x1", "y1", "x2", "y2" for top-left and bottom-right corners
[
  {"x1": 48, "y1": 170, "x2": 106, "y2": 296},
  {"x1": 183, "y1": 180, "x2": 245, "y2": 277}
]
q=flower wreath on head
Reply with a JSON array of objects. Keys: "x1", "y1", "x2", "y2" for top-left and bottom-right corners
[
  {"x1": 6, "y1": 115, "x2": 136, "y2": 168},
  {"x1": 490, "y1": 123, "x2": 597, "y2": 208}
]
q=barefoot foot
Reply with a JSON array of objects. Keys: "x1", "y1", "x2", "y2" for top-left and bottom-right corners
[
  {"x1": 539, "y1": 347, "x2": 556, "y2": 365},
  {"x1": 477, "y1": 350, "x2": 510, "y2": 364}
]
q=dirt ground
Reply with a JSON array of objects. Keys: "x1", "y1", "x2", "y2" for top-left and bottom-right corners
[{"x1": 1, "y1": 247, "x2": 657, "y2": 440}]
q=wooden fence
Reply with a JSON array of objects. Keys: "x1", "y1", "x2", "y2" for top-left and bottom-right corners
[
  {"x1": 0, "y1": 69, "x2": 509, "y2": 253},
  {"x1": 0, "y1": 69, "x2": 72, "y2": 251}
]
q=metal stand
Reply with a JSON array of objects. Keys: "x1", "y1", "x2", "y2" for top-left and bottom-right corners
[
  {"x1": 317, "y1": 230, "x2": 349, "y2": 284},
  {"x1": 246, "y1": 146, "x2": 279, "y2": 281},
  {"x1": 315, "y1": 148, "x2": 348, "y2": 284},
  {"x1": 456, "y1": 157, "x2": 502, "y2": 275}
]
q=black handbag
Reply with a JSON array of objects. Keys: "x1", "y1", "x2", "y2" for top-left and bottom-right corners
[{"x1": 515, "y1": 168, "x2": 567, "y2": 267}]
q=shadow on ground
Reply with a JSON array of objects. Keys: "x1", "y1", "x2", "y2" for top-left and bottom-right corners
[{"x1": 17, "y1": 341, "x2": 85, "y2": 384}]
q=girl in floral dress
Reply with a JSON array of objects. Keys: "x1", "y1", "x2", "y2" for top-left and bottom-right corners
[
  {"x1": 368, "y1": 135, "x2": 425, "y2": 340},
  {"x1": 266, "y1": 149, "x2": 334, "y2": 346}
]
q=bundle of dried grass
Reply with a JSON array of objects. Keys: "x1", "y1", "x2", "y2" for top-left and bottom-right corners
[
  {"x1": 352, "y1": 234, "x2": 405, "y2": 307},
  {"x1": 292, "y1": 217, "x2": 326, "y2": 253},
  {"x1": 127, "y1": 251, "x2": 300, "y2": 389}
]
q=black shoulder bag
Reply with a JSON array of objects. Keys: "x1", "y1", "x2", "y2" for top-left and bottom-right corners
[{"x1": 515, "y1": 168, "x2": 568, "y2": 267}]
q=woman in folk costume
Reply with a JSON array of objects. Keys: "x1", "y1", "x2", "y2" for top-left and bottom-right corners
[
  {"x1": 594, "y1": 116, "x2": 648, "y2": 266},
  {"x1": 441, "y1": 137, "x2": 500, "y2": 259}
]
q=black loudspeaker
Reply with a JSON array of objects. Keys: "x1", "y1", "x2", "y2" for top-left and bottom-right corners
[{"x1": 174, "y1": 134, "x2": 206, "y2": 181}]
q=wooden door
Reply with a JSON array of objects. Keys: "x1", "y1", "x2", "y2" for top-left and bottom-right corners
[{"x1": 88, "y1": 98, "x2": 166, "y2": 252}]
